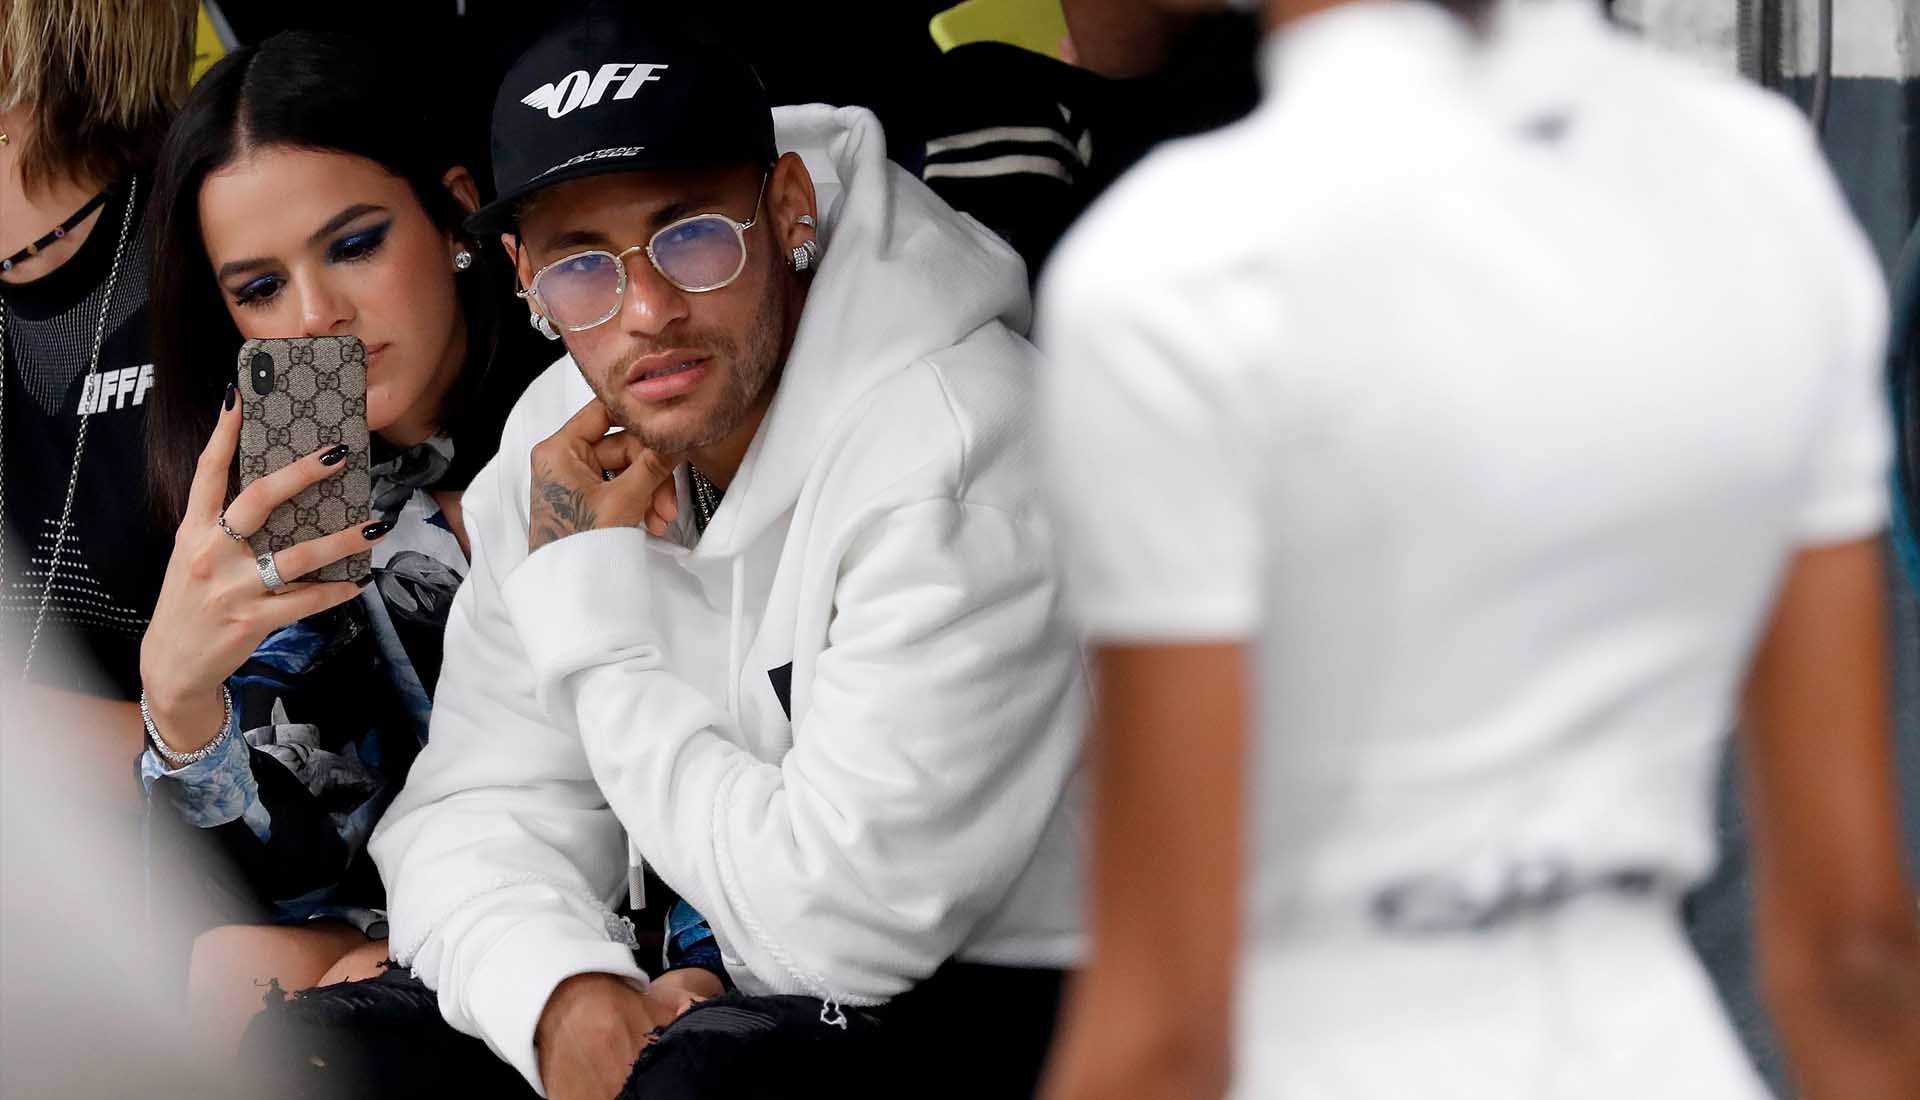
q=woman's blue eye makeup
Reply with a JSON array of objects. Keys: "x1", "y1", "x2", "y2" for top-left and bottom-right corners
[
  {"x1": 223, "y1": 216, "x2": 391, "y2": 309},
  {"x1": 232, "y1": 274, "x2": 283, "y2": 308},
  {"x1": 327, "y1": 221, "x2": 391, "y2": 263}
]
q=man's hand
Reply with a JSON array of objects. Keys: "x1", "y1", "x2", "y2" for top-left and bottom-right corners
[
  {"x1": 535, "y1": 973, "x2": 669, "y2": 1100},
  {"x1": 647, "y1": 967, "x2": 724, "y2": 1020},
  {"x1": 529, "y1": 399, "x2": 680, "y2": 552}
]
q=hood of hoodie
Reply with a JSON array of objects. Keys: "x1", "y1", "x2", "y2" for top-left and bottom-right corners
[{"x1": 690, "y1": 103, "x2": 1032, "y2": 559}]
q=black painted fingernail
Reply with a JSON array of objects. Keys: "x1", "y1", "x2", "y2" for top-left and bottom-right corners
[
  {"x1": 223, "y1": 382, "x2": 237, "y2": 411},
  {"x1": 319, "y1": 443, "x2": 350, "y2": 466},
  {"x1": 361, "y1": 521, "x2": 394, "y2": 540}
]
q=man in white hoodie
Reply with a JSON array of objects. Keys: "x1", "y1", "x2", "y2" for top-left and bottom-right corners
[{"x1": 366, "y1": 13, "x2": 1084, "y2": 1100}]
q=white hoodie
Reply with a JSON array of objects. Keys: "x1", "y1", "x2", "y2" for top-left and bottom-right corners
[{"x1": 368, "y1": 104, "x2": 1086, "y2": 1092}]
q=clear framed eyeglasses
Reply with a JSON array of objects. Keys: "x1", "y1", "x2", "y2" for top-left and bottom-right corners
[{"x1": 518, "y1": 172, "x2": 769, "y2": 332}]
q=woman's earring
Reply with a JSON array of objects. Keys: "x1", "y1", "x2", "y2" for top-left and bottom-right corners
[
  {"x1": 453, "y1": 249, "x2": 474, "y2": 272},
  {"x1": 788, "y1": 239, "x2": 820, "y2": 273},
  {"x1": 530, "y1": 312, "x2": 560, "y2": 340}
]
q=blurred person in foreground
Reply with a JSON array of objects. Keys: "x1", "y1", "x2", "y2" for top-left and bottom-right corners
[
  {"x1": 0, "y1": 646, "x2": 241, "y2": 1099},
  {"x1": 0, "y1": 0, "x2": 194, "y2": 793},
  {"x1": 1038, "y1": 0, "x2": 1920, "y2": 1097}
]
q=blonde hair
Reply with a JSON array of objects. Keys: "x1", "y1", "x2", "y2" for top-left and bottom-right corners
[{"x1": 0, "y1": 0, "x2": 197, "y2": 194}]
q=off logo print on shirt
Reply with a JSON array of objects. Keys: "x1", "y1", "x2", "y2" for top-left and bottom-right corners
[{"x1": 75, "y1": 363, "x2": 154, "y2": 414}]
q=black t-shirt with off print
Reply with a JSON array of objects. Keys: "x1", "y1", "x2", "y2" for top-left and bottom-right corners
[{"x1": 0, "y1": 178, "x2": 171, "y2": 699}]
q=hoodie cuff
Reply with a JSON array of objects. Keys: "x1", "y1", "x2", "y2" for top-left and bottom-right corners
[
  {"x1": 464, "y1": 913, "x2": 650, "y2": 1096},
  {"x1": 502, "y1": 527, "x2": 665, "y2": 697}
]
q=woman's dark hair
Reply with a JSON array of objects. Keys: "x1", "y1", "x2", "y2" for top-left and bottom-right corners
[{"x1": 146, "y1": 30, "x2": 515, "y2": 527}]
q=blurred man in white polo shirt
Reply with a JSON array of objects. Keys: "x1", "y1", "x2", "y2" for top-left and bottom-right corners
[{"x1": 1039, "y1": 0, "x2": 1920, "y2": 1097}]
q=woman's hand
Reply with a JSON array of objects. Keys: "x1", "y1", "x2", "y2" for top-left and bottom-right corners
[{"x1": 138, "y1": 382, "x2": 387, "y2": 753}]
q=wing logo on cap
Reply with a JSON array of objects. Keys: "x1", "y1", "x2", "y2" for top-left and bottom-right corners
[
  {"x1": 520, "y1": 85, "x2": 563, "y2": 112},
  {"x1": 521, "y1": 62, "x2": 670, "y2": 119}
]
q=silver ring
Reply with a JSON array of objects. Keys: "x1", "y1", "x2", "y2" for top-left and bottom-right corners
[
  {"x1": 255, "y1": 553, "x2": 287, "y2": 593},
  {"x1": 796, "y1": 213, "x2": 815, "y2": 228},
  {"x1": 216, "y1": 509, "x2": 246, "y2": 542}
]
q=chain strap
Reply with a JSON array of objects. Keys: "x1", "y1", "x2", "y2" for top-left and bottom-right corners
[{"x1": 0, "y1": 179, "x2": 138, "y2": 680}]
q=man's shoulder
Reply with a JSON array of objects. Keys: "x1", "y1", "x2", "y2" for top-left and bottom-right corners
[
  {"x1": 817, "y1": 324, "x2": 1044, "y2": 508},
  {"x1": 1042, "y1": 102, "x2": 1385, "y2": 329},
  {"x1": 1607, "y1": 40, "x2": 1828, "y2": 189},
  {"x1": 1053, "y1": 112, "x2": 1281, "y2": 294},
  {"x1": 1590, "y1": 39, "x2": 1870, "y2": 300}
]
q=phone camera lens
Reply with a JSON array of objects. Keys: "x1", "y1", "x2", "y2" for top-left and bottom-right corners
[{"x1": 251, "y1": 351, "x2": 274, "y2": 396}]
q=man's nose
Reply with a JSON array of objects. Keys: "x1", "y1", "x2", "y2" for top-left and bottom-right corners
[{"x1": 616, "y1": 252, "x2": 691, "y2": 338}]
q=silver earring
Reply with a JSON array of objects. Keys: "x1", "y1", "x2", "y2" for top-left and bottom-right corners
[
  {"x1": 789, "y1": 238, "x2": 819, "y2": 273},
  {"x1": 453, "y1": 249, "x2": 474, "y2": 271},
  {"x1": 530, "y1": 312, "x2": 560, "y2": 340}
]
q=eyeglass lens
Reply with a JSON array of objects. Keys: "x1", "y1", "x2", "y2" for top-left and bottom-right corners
[
  {"x1": 652, "y1": 216, "x2": 747, "y2": 291},
  {"x1": 536, "y1": 216, "x2": 748, "y2": 329},
  {"x1": 539, "y1": 252, "x2": 626, "y2": 329}
]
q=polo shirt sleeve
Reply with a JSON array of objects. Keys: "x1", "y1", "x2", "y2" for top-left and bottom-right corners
[
  {"x1": 1794, "y1": 197, "x2": 1893, "y2": 547},
  {"x1": 1038, "y1": 260, "x2": 1267, "y2": 644}
]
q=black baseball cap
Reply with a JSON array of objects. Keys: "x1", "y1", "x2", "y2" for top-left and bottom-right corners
[{"x1": 466, "y1": 13, "x2": 777, "y2": 236}]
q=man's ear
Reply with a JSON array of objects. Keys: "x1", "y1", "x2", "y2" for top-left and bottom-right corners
[
  {"x1": 501, "y1": 233, "x2": 542, "y2": 313},
  {"x1": 766, "y1": 152, "x2": 818, "y2": 253},
  {"x1": 441, "y1": 166, "x2": 482, "y2": 216},
  {"x1": 504, "y1": 233, "x2": 537, "y2": 289}
]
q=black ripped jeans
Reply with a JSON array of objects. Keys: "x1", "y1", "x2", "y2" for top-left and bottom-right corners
[{"x1": 241, "y1": 960, "x2": 1065, "y2": 1100}]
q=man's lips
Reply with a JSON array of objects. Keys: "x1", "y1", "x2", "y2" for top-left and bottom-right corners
[
  {"x1": 624, "y1": 351, "x2": 710, "y2": 402},
  {"x1": 624, "y1": 350, "x2": 707, "y2": 385}
]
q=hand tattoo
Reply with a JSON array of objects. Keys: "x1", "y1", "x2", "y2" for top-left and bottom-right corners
[{"x1": 530, "y1": 464, "x2": 599, "y2": 551}]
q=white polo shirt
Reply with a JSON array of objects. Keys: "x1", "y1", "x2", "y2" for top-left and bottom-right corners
[{"x1": 1040, "y1": 0, "x2": 1888, "y2": 1093}]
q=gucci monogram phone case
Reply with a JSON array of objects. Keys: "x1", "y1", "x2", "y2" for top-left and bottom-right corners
[{"x1": 235, "y1": 336, "x2": 373, "y2": 585}]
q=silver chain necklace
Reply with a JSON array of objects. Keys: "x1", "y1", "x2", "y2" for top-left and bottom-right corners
[
  {"x1": 688, "y1": 463, "x2": 723, "y2": 531},
  {"x1": 0, "y1": 179, "x2": 138, "y2": 679}
]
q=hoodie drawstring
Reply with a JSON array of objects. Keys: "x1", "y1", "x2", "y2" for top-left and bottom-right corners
[{"x1": 726, "y1": 556, "x2": 745, "y2": 719}]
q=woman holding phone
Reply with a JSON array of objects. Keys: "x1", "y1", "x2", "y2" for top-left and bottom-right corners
[{"x1": 138, "y1": 32, "x2": 719, "y2": 1058}]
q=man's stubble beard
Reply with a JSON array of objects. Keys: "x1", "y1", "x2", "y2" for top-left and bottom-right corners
[{"x1": 589, "y1": 266, "x2": 790, "y2": 455}]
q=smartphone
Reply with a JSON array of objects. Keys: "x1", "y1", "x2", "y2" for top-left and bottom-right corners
[{"x1": 235, "y1": 335, "x2": 372, "y2": 585}]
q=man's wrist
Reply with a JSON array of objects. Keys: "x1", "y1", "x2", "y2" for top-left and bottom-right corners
[
  {"x1": 536, "y1": 972, "x2": 635, "y2": 1047},
  {"x1": 529, "y1": 468, "x2": 600, "y2": 551}
]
